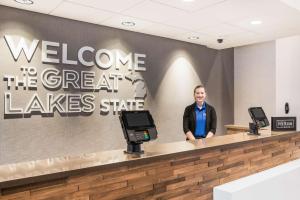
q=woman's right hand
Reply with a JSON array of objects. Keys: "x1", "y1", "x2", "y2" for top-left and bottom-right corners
[{"x1": 186, "y1": 131, "x2": 196, "y2": 141}]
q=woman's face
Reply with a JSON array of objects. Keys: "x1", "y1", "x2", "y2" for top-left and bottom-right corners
[{"x1": 194, "y1": 87, "x2": 206, "y2": 104}]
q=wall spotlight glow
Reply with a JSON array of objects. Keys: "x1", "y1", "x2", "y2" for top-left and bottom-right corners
[
  {"x1": 14, "y1": 0, "x2": 34, "y2": 5},
  {"x1": 250, "y1": 20, "x2": 262, "y2": 25},
  {"x1": 121, "y1": 21, "x2": 136, "y2": 27}
]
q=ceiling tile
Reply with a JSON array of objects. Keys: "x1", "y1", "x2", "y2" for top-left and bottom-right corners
[
  {"x1": 224, "y1": 0, "x2": 300, "y2": 28},
  {"x1": 192, "y1": 0, "x2": 279, "y2": 22},
  {"x1": 152, "y1": 0, "x2": 226, "y2": 12},
  {"x1": 172, "y1": 31, "x2": 216, "y2": 46},
  {"x1": 141, "y1": 23, "x2": 188, "y2": 38},
  {"x1": 0, "y1": 0, "x2": 63, "y2": 14},
  {"x1": 51, "y1": 1, "x2": 114, "y2": 24},
  {"x1": 101, "y1": 14, "x2": 154, "y2": 32},
  {"x1": 257, "y1": 28, "x2": 300, "y2": 40},
  {"x1": 163, "y1": 11, "x2": 222, "y2": 31},
  {"x1": 197, "y1": 23, "x2": 248, "y2": 38},
  {"x1": 66, "y1": 0, "x2": 145, "y2": 13},
  {"x1": 280, "y1": 0, "x2": 300, "y2": 11},
  {"x1": 229, "y1": 14, "x2": 300, "y2": 35},
  {"x1": 121, "y1": 0, "x2": 187, "y2": 23}
]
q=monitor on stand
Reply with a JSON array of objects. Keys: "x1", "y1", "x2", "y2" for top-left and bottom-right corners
[
  {"x1": 248, "y1": 107, "x2": 269, "y2": 135},
  {"x1": 119, "y1": 110, "x2": 158, "y2": 154}
]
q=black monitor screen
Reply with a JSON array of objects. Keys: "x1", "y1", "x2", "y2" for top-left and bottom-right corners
[
  {"x1": 248, "y1": 107, "x2": 269, "y2": 127},
  {"x1": 251, "y1": 108, "x2": 266, "y2": 119},
  {"x1": 122, "y1": 111, "x2": 154, "y2": 129}
]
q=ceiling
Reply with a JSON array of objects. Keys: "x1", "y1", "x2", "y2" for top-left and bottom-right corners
[{"x1": 1, "y1": 0, "x2": 300, "y2": 49}]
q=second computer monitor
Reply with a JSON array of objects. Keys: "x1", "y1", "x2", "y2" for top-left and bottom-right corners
[{"x1": 248, "y1": 107, "x2": 269, "y2": 128}]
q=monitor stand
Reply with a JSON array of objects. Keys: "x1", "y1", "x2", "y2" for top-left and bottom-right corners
[
  {"x1": 248, "y1": 122, "x2": 260, "y2": 135},
  {"x1": 124, "y1": 142, "x2": 144, "y2": 154}
]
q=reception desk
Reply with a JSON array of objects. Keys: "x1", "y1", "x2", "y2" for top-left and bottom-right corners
[{"x1": 1, "y1": 130, "x2": 300, "y2": 200}]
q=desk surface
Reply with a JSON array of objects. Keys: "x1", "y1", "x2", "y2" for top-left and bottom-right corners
[
  {"x1": 224, "y1": 124, "x2": 248, "y2": 129},
  {"x1": 0, "y1": 130, "x2": 298, "y2": 187}
]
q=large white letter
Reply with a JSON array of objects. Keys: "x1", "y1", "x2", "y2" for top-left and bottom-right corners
[
  {"x1": 4, "y1": 35, "x2": 39, "y2": 62},
  {"x1": 41, "y1": 68, "x2": 61, "y2": 90},
  {"x1": 4, "y1": 93, "x2": 23, "y2": 115},
  {"x1": 81, "y1": 71, "x2": 95, "y2": 90},
  {"x1": 62, "y1": 43, "x2": 78, "y2": 65},
  {"x1": 42, "y1": 41, "x2": 59, "y2": 63},
  {"x1": 63, "y1": 70, "x2": 80, "y2": 89},
  {"x1": 78, "y1": 46, "x2": 95, "y2": 67},
  {"x1": 47, "y1": 93, "x2": 65, "y2": 113},
  {"x1": 24, "y1": 94, "x2": 47, "y2": 114},
  {"x1": 100, "y1": 99, "x2": 110, "y2": 113},
  {"x1": 82, "y1": 94, "x2": 95, "y2": 113},
  {"x1": 116, "y1": 51, "x2": 132, "y2": 70},
  {"x1": 95, "y1": 49, "x2": 113, "y2": 69},
  {"x1": 134, "y1": 53, "x2": 146, "y2": 71},
  {"x1": 109, "y1": 73, "x2": 123, "y2": 91},
  {"x1": 66, "y1": 94, "x2": 81, "y2": 113}
]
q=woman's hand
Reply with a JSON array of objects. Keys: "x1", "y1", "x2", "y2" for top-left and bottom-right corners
[
  {"x1": 206, "y1": 132, "x2": 214, "y2": 138},
  {"x1": 186, "y1": 131, "x2": 196, "y2": 140}
]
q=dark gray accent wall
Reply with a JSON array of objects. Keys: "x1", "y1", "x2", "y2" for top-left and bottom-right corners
[{"x1": 0, "y1": 5, "x2": 233, "y2": 164}]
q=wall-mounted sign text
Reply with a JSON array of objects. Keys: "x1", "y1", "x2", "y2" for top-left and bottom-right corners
[{"x1": 2, "y1": 35, "x2": 148, "y2": 118}]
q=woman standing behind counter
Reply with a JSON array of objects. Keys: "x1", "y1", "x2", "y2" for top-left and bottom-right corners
[{"x1": 183, "y1": 85, "x2": 217, "y2": 140}]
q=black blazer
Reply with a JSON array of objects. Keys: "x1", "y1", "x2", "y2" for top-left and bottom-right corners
[{"x1": 183, "y1": 102, "x2": 217, "y2": 138}]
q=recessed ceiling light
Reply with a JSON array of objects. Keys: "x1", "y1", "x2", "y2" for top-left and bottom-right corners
[
  {"x1": 250, "y1": 20, "x2": 262, "y2": 25},
  {"x1": 14, "y1": 0, "x2": 33, "y2": 5},
  {"x1": 188, "y1": 36, "x2": 199, "y2": 40},
  {"x1": 121, "y1": 21, "x2": 136, "y2": 27}
]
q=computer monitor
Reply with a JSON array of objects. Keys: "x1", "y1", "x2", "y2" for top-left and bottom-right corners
[
  {"x1": 122, "y1": 111, "x2": 154, "y2": 131},
  {"x1": 248, "y1": 107, "x2": 269, "y2": 134},
  {"x1": 119, "y1": 110, "x2": 158, "y2": 154}
]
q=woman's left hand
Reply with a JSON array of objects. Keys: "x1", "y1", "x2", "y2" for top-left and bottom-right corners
[{"x1": 206, "y1": 132, "x2": 214, "y2": 138}]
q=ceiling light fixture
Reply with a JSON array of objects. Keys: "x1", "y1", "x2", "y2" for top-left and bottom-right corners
[
  {"x1": 188, "y1": 36, "x2": 199, "y2": 40},
  {"x1": 250, "y1": 20, "x2": 262, "y2": 25},
  {"x1": 121, "y1": 21, "x2": 136, "y2": 27},
  {"x1": 14, "y1": 0, "x2": 34, "y2": 5}
]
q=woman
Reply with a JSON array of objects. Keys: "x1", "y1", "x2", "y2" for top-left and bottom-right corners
[{"x1": 183, "y1": 85, "x2": 217, "y2": 140}]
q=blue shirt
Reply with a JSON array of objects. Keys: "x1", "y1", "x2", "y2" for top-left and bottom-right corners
[{"x1": 194, "y1": 103, "x2": 206, "y2": 138}]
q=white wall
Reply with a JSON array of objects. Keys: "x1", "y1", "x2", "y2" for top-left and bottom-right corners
[
  {"x1": 276, "y1": 36, "x2": 300, "y2": 130},
  {"x1": 234, "y1": 36, "x2": 300, "y2": 130},
  {"x1": 234, "y1": 41, "x2": 276, "y2": 125}
]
